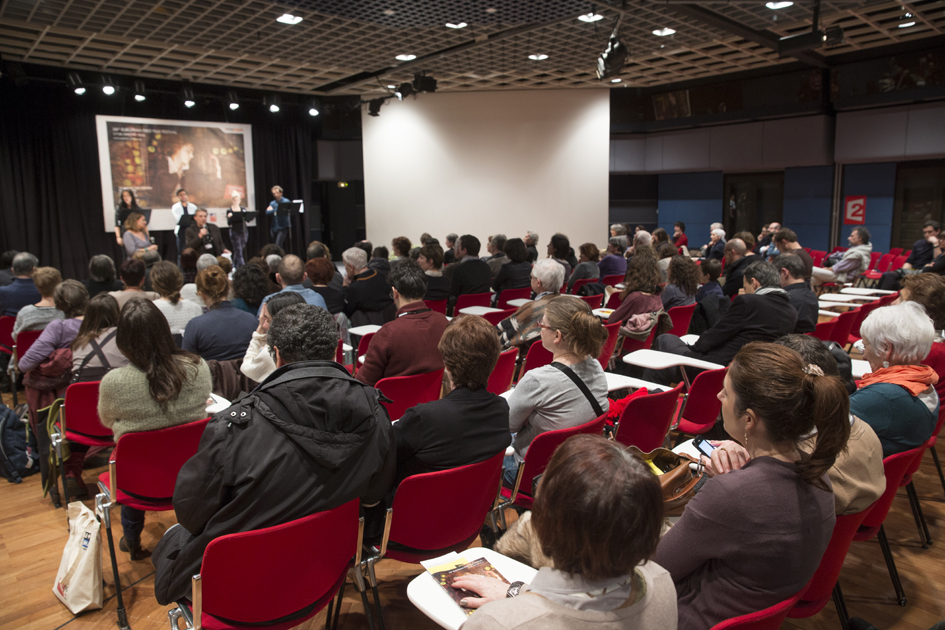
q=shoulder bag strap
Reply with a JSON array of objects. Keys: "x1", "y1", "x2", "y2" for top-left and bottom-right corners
[{"x1": 550, "y1": 362, "x2": 605, "y2": 417}]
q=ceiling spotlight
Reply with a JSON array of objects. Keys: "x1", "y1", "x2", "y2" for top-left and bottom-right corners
[
  {"x1": 133, "y1": 80, "x2": 146, "y2": 102},
  {"x1": 395, "y1": 54, "x2": 417, "y2": 61},
  {"x1": 67, "y1": 72, "x2": 86, "y2": 95},
  {"x1": 597, "y1": 30, "x2": 628, "y2": 80},
  {"x1": 102, "y1": 76, "x2": 116, "y2": 95},
  {"x1": 652, "y1": 28, "x2": 676, "y2": 36},
  {"x1": 578, "y1": 13, "x2": 604, "y2": 23},
  {"x1": 412, "y1": 72, "x2": 438, "y2": 93},
  {"x1": 368, "y1": 98, "x2": 386, "y2": 117},
  {"x1": 394, "y1": 82, "x2": 415, "y2": 100},
  {"x1": 611, "y1": 78, "x2": 622, "y2": 83},
  {"x1": 528, "y1": 54, "x2": 549, "y2": 60},
  {"x1": 276, "y1": 13, "x2": 303, "y2": 25},
  {"x1": 765, "y1": 1, "x2": 794, "y2": 8},
  {"x1": 182, "y1": 86, "x2": 196, "y2": 108},
  {"x1": 308, "y1": 107, "x2": 319, "y2": 116},
  {"x1": 307, "y1": 99, "x2": 320, "y2": 116},
  {"x1": 898, "y1": 17, "x2": 916, "y2": 28},
  {"x1": 265, "y1": 95, "x2": 280, "y2": 113},
  {"x1": 387, "y1": 84, "x2": 396, "y2": 88},
  {"x1": 445, "y1": 22, "x2": 467, "y2": 28},
  {"x1": 226, "y1": 91, "x2": 239, "y2": 110}
]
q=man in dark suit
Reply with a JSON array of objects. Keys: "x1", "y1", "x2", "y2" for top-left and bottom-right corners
[
  {"x1": 341, "y1": 246, "x2": 395, "y2": 326},
  {"x1": 184, "y1": 209, "x2": 230, "y2": 258},
  {"x1": 643, "y1": 260, "x2": 797, "y2": 385},
  {"x1": 721, "y1": 238, "x2": 752, "y2": 298},
  {"x1": 448, "y1": 234, "x2": 492, "y2": 313},
  {"x1": 393, "y1": 314, "x2": 510, "y2": 484},
  {"x1": 773, "y1": 253, "x2": 818, "y2": 334},
  {"x1": 0, "y1": 252, "x2": 40, "y2": 317}
]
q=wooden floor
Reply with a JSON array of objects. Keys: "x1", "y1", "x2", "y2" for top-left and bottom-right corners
[{"x1": 2, "y1": 389, "x2": 944, "y2": 630}]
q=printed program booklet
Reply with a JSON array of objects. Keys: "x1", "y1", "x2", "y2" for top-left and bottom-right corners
[{"x1": 421, "y1": 553, "x2": 510, "y2": 617}]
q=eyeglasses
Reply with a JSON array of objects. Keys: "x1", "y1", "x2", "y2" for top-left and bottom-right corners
[{"x1": 537, "y1": 319, "x2": 554, "y2": 331}]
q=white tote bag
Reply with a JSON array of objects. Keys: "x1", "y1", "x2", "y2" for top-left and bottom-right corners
[{"x1": 52, "y1": 501, "x2": 104, "y2": 613}]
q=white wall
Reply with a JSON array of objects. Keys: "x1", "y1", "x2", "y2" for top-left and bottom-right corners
[
  {"x1": 835, "y1": 102, "x2": 945, "y2": 164},
  {"x1": 361, "y1": 89, "x2": 611, "y2": 253}
]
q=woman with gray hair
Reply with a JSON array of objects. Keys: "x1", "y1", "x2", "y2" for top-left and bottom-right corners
[
  {"x1": 496, "y1": 259, "x2": 564, "y2": 351},
  {"x1": 852, "y1": 301, "x2": 939, "y2": 457}
]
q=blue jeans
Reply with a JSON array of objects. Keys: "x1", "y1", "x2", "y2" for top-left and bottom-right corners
[
  {"x1": 121, "y1": 505, "x2": 145, "y2": 544},
  {"x1": 503, "y1": 454, "x2": 520, "y2": 488},
  {"x1": 273, "y1": 228, "x2": 288, "y2": 250}
]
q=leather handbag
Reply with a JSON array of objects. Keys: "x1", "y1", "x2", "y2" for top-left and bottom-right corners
[
  {"x1": 23, "y1": 348, "x2": 73, "y2": 392},
  {"x1": 626, "y1": 445, "x2": 703, "y2": 516}
]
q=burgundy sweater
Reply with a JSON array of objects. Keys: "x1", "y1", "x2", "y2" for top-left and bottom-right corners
[{"x1": 356, "y1": 301, "x2": 450, "y2": 386}]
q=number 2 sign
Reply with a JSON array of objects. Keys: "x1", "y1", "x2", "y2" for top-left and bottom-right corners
[{"x1": 844, "y1": 196, "x2": 866, "y2": 225}]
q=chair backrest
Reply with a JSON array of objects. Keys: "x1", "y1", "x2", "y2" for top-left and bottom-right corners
[
  {"x1": 454, "y1": 293, "x2": 492, "y2": 312},
  {"x1": 809, "y1": 320, "x2": 836, "y2": 342},
  {"x1": 874, "y1": 253, "x2": 895, "y2": 273},
  {"x1": 867, "y1": 251, "x2": 881, "y2": 270},
  {"x1": 14, "y1": 329, "x2": 43, "y2": 365},
  {"x1": 518, "y1": 415, "x2": 607, "y2": 500},
  {"x1": 604, "y1": 292, "x2": 623, "y2": 309},
  {"x1": 849, "y1": 300, "x2": 880, "y2": 340},
  {"x1": 389, "y1": 452, "x2": 504, "y2": 550},
  {"x1": 496, "y1": 287, "x2": 531, "y2": 310},
  {"x1": 887, "y1": 247, "x2": 903, "y2": 257},
  {"x1": 200, "y1": 498, "x2": 359, "y2": 625},
  {"x1": 828, "y1": 308, "x2": 859, "y2": 347},
  {"x1": 601, "y1": 274, "x2": 624, "y2": 287},
  {"x1": 597, "y1": 321, "x2": 622, "y2": 370},
  {"x1": 619, "y1": 320, "x2": 661, "y2": 355},
  {"x1": 63, "y1": 381, "x2": 111, "y2": 440},
  {"x1": 517, "y1": 340, "x2": 553, "y2": 382},
  {"x1": 424, "y1": 299, "x2": 447, "y2": 314},
  {"x1": 353, "y1": 332, "x2": 375, "y2": 373},
  {"x1": 376, "y1": 369, "x2": 444, "y2": 421},
  {"x1": 114, "y1": 418, "x2": 210, "y2": 500},
  {"x1": 0, "y1": 315, "x2": 14, "y2": 348},
  {"x1": 877, "y1": 293, "x2": 899, "y2": 307},
  {"x1": 487, "y1": 348, "x2": 518, "y2": 395},
  {"x1": 335, "y1": 338, "x2": 344, "y2": 364},
  {"x1": 579, "y1": 294, "x2": 604, "y2": 310},
  {"x1": 861, "y1": 446, "x2": 925, "y2": 529},
  {"x1": 570, "y1": 278, "x2": 593, "y2": 295},
  {"x1": 615, "y1": 383, "x2": 684, "y2": 452},
  {"x1": 680, "y1": 368, "x2": 726, "y2": 430},
  {"x1": 711, "y1": 588, "x2": 807, "y2": 630},
  {"x1": 481, "y1": 308, "x2": 516, "y2": 327},
  {"x1": 889, "y1": 255, "x2": 908, "y2": 271},
  {"x1": 667, "y1": 303, "x2": 697, "y2": 338}
]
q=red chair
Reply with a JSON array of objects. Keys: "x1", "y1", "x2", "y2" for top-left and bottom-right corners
[
  {"x1": 481, "y1": 308, "x2": 516, "y2": 327},
  {"x1": 50, "y1": 382, "x2": 114, "y2": 505},
  {"x1": 96, "y1": 418, "x2": 210, "y2": 627},
  {"x1": 10, "y1": 329, "x2": 43, "y2": 406},
  {"x1": 516, "y1": 340, "x2": 553, "y2": 382},
  {"x1": 375, "y1": 369, "x2": 444, "y2": 421},
  {"x1": 0, "y1": 315, "x2": 14, "y2": 356},
  {"x1": 673, "y1": 368, "x2": 726, "y2": 442},
  {"x1": 809, "y1": 320, "x2": 836, "y2": 342},
  {"x1": 852, "y1": 446, "x2": 927, "y2": 606},
  {"x1": 335, "y1": 339, "x2": 344, "y2": 364},
  {"x1": 604, "y1": 292, "x2": 622, "y2": 309},
  {"x1": 579, "y1": 293, "x2": 604, "y2": 309},
  {"x1": 667, "y1": 303, "x2": 697, "y2": 338},
  {"x1": 500, "y1": 415, "x2": 607, "y2": 511},
  {"x1": 168, "y1": 499, "x2": 363, "y2": 630},
  {"x1": 614, "y1": 383, "x2": 684, "y2": 452},
  {"x1": 495, "y1": 287, "x2": 531, "y2": 310},
  {"x1": 889, "y1": 255, "x2": 908, "y2": 271},
  {"x1": 601, "y1": 274, "x2": 624, "y2": 287},
  {"x1": 828, "y1": 308, "x2": 859, "y2": 347},
  {"x1": 877, "y1": 292, "x2": 899, "y2": 306},
  {"x1": 570, "y1": 278, "x2": 593, "y2": 295},
  {"x1": 453, "y1": 292, "x2": 491, "y2": 315},
  {"x1": 487, "y1": 348, "x2": 518, "y2": 395},
  {"x1": 888, "y1": 247, "x2": 903, "y2": 257},
  {"x1": 711, "y1": 586, "x2": 808, "y2": 630},
  {"x1": 618, "y1": 321, "x2": 661, "y2": 356},
  {"x1": 867, "y1": 251, "x2": 881, "y2": 270},
  {"x1": 873, "y1": 253, "x2": 895, "y2": 273},
  {"x1": 597, "y1": 321, "x2": 622, "y2": 370},
  {"x1": 424, "y1": 299, "x2": 447, "y2": 314},
  {"x1": 847, "y1": 300, "x2": 880, "y2": 345},
  {"x1": 363, "y1": 453, "x2": 505, "y2": 628},
  {"x1": 347, "y1": 332, "x2": 375, "y2": 375},
  {"x1": 811, "y1": 251, "x2": 825, "y2": 267}
]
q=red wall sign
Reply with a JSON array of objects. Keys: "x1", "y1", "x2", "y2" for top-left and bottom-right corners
[{"x1": 844, "y1": 196, "x2": 866, "y2": 225}]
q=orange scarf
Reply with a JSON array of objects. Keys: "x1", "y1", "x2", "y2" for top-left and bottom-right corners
[{"x1": 857, "y1": 364, "x2": 939, "y2": 396}]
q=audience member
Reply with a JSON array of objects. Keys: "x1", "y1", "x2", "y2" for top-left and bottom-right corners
[
  {"x1": 654, "y1": 342, "x2": 847, "y2": 629},
  {"x1": 0, "y1": 252, "x2": 41, "y2": 317},
  {"x1": 567, "y1": 243, "x2": 601, "y2": 292},
  {"x1": 151, "y1": 261, "x2": 203, "y2": 336},
  {"x1": 215, "y1": 255, "x2": 232, "y2": 277},
  {"x1": 662, "y1": 256, "x2": 698, "y2": 310},
  {"x1": 342, "y1": 247, "x2": 395, "y2": 326},
  {"x1": 83, "y1": 255, "x2": 123, "y2": 297},
  {"x1": 98, "y1": 299, "x2": 211, "y2": 559},
  {"x1": 656, "y1": 241, "x2": 675, "y2": 282},
  {"x1": 491, "y1": 238, "x2": 532, "y2": 298},
  {"x1": 772, "y1": 228, "x2": 813, "y2": 282},
  {"x1": 108, "y1": 259, "x2": 159, "y2": 309},
  {"x1": 812, "y1": 227, "x2": 873, "y2": 287},
  {"x1": 183, "y1": 266, "x2": 257, "y2": 361},
  {"x1": 418, "y1": 243, "x2": 451, "y2": 301},
  {"x1": 394, "y1": 315, "x2": 510, "y2": 483},
  {"x1": 694, "y1": 258, "x2": 722, "y2": 302},
  {"x1": 853, "y1": 301, "x2": 939, "y2": 457},
  {"x1": 71, "y1": 293, "x2": 129, "y2": 383},
  {"x1": 133, "y1": 249, "x2": 162, "y2": 292},
  {"x1": 113, "y1": 189, "x2": 142, "y2": 247},
  {"x1": 900, "y1": 274, "x2": 945, "y2": 400},
  {"x1": 652, "y1": 227, "x2": 671, "y2": 248},
  {"x1": 240, "y1": 292, "x2": 305, "y2": 383},
  {"x1": 0, "y1": 250, "x2": 18, "y2": 286},
  {"x1": 19, "y1": 280, "x2": 88, "y2": 374},
  {"x1": 485, "y1": 234, "x2": 509, "y2": 278},
  {"x1": 506, "y1": 297, "x2": 607, "y2": 484},
  {"x1": 878, "y1": 222, "x2": 943, "y2": 290},
  {"x1": 449, "y1": 235, "x2": 493, "y2": 311},
  {"x1": 721, "y1": 239, "x2": 750, "y2": 298},
  {"x1": 304, "y1": 240, "x2": 344, "y2": 292},
  {"x1": 357, "y1": 260, "x2": 450, "y2": 386},
  {"x1": 180, "y1": 253, "x2": 216, "y2": 309},
  {"x1": 523, "y1": 231, "x2": 539, "y2": 263},
  {"x1": 180, "y1": 248, "x2": 199, "y2": 284},
  {"x1": 12, "y1": 267, "x2": 63, "y2": 339},
  {"x1": 756, "y1": 221, "x2": 781, "y2": 256},
  {"x1": 644, "y1": 260, "x2": 797, "y2": 385},
  {"x1": 258, "y1": 254, "x2": 327, "y2": 314},
  {"x1": 497, "y1": 259, "x2": 563, "y2": 351},
  {"x1": 305, "y1": 258, "x2": 345, "y2": 314},
  {"x1": 598, "y1": 238, "x2": 627, "y2": 278},
  {"x1": 630, "y1": 230, "x2": 653, "y2": 258},
  {"x1": 733, "y1": 231, "x2": 756, "y2": 256},
  {"x1": 705, "y1": 228, "x2": 726, "y2": 261},
  {"x1": 459, "y1": 435, "x2": 673, "y2": 629},
  {"x1": 547, "y1": 234, "x2": 572, "y2": 281},
  {"x1": 230, "y1": 263, "x2": 270, "y2": 315},
  {"x1": 153, "y1": 304, "x2": 395, "y2": 605},
  {"x1": 673, "y1": 221, "x2": 689, "y2": 252},
  {"x1": 443, "y1": 233, "x2": 458, "y2": 265},
  {"x1": 369, "y1": 246, "x2": 391, "y2": 278},
  {"x1": 773, "y1": 253, "x2": 817, "y2": 333},
  {"x1": 607, "y1": 254, "x2": 663, "y2": 329},
  {"x1": 122, "y1": 212, "x2": 157, "y2": 259},
  {"x1": 184, "y1": 209, "x2": 229, "y2": 258},
  {"x1": 391, "y1": 236, "x2": 411, "y2": 261}
]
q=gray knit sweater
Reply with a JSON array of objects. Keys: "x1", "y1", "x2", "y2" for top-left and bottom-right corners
[
  {"x1": 98, "y1": 357, "x2": 212, "y2": 441},
  {"x1": 12, "y1": 305, "x2": 63, "y2": 340}
]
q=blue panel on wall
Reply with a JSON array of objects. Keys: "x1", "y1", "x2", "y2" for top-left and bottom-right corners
[
  {"x1": 784, "y1": 165, "x2": 833, "y2": 251},
  {"x1": 657, "y1": 172, "x2": 723, "y2": 248},
  {"x1": 842, "y1": 163, "x2": 897, "y2": 253}
]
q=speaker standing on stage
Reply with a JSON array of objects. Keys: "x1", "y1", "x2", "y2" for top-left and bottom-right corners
[
  {"x1": 185, "y1": 209, "x2": 230, "y2": 258},
  {"x1": 226, "y1": 190, "x2": 250, "y2": 268},
  {"x1": 267, "y1": 185, "x2": 290, "y2": 250},
  {"x1": 171, "y1": 189, "x2": 198, "y2": 264},
  {"x1": 114, "y1": 189, "x2": 142, "y2": 248}
]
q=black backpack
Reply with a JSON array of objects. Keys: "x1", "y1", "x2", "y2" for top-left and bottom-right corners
[{"x1": 0, "y1": 403, "x2": 39, "y2": 483}]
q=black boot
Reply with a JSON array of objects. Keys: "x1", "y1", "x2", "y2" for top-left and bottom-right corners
[{"x1": 119, "y1": 537, "x2": 150, "y2": 561}]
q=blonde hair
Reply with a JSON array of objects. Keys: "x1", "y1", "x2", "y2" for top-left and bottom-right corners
[
  {"x1": 542, "y1": 296, "x2": 607, "y2": 359},
  {"x1": 196, "y1": 265, "x2": 230, "y2": 306},
  {"x1": 33, "y1": 267, "x2": 62, "y2": 298}
]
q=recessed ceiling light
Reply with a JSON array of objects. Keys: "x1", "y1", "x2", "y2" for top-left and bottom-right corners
[
  {"x1": 387, "y1": 84, "x2": 396, "y2": 88},
  {"x1": 276, "y1": 13, "x2": 303, "y2": 25},
  {"x1": 446, "y1": 22, "x2": 467, "y2": 28},
  {"x1": 578, "y1": 13, "x2": 604, "y2": 23},
  {"x1": 898, "y1": 20, "x2": 916, "y2": 27},
  {"x1": 184, "y1": 99, "x2": 195, "y2": 108},
  {"x1": 102, "y1": 85, "x2": 116, "y2": 95},
  {"x1": 229, "y1": 102, "x2": 239, "y2": 110},
  {"x1": 528, "y1": 54, "x2": 549, "y2": 60},
  {"x1": 485, "y1": 7, "x2": 497, "y2": 13},
  {"x1": 396, "y1": 54, "x2": 417, "y2": 61},
  {"x1": 652, "y1": 28, "x2": 675, "y2": 36},
  {"x1": 765, "y1": 1, "x2": 793, "y2": 9},
  {"x1": 309, "y1": 107, "x2": 319, "y2": 116},
  {"x1": 382, "y1": 9, "x2": 395, "y2": 16},
  {"x1": 611, "y1": 78, "x2": 622, "y2": 83},
  {"x1": 135, "y1": 94, "x2": 146, "y2": 102}
]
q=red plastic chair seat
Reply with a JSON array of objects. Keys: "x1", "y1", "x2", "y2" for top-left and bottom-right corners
[
  {"x1": 0, "y1": 316, "x2": 14, "y2": 355},
  {"x1": 97, "y1": 470, "x2": 174, "y2": 511},
  {"x1": 605, "y1": 292, "x2": 622, "y2": 309},
  {"x1": 487, "y1": 348, "x2": 518, "y2": 395},
  {"x1": 376, "y1": 369, "x2": 444, "y2": 421},
  {"x1": 495, "y1": 287, "x2": 531, "y2": 310},
  {"x1": 614, "y1": 383, "x2": 684, "y2": 452},
  {"x1": 454, "y1": 293, "x2": 492, "y2": 313},
  {"x1": 62, "y1": 382, "x2": 115, "y2": 448},
  {"x1": 711, "y1": 584, "x2": 808, "y2": 630},
  {"x1": 516, "y1": 341, "x2": 553, "y2": 383},
  {"x1": 597, "y1": 321, "x2": 622, "y2": 370}
]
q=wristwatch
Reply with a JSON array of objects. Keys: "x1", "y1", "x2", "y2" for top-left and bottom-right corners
[{"x1": 506, "y1": 581, "x2": 525, "y2": 598}]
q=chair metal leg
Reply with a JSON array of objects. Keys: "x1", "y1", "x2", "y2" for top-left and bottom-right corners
[
  {"x1": 366, "y1": 558, "x2": 386, "y2": 630},
  {"x1": 832, "y1": 582, "x2": 850, "y2": 630},
  {"x1": 931, "y1": 446, "x2": 945, "y2": 497},
  {"x1": 352, "y1": 565, "x2": 376, "y2": 630},
  {"x1": 328, "y1": 578, "x2": 346, "y2": 630},
  {"x1": 95, "y1": 494, "x2": 132, "y2": 629},
  {"x1": 51, "y1": 429, "x2": 71, "y2": 523},
  {"x1": 906, "y1": 481, "x2": 932, "y2": 547},
  {"x1": 876, "y1": 525, "x2": 907, "y2": 606}
]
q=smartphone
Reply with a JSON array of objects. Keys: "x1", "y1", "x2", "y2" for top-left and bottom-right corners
[{"x1": 693, "y1": 437, "x2": 716, "y2": 458}]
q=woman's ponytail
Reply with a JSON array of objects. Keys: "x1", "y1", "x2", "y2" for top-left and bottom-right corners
[{"x1": 798, "y1": 372, "x2": 851, "y2": 490}]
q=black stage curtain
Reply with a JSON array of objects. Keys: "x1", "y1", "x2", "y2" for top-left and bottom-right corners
[{"x1": 0, "y1": 83, "x2": 316, "y2": 280}]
